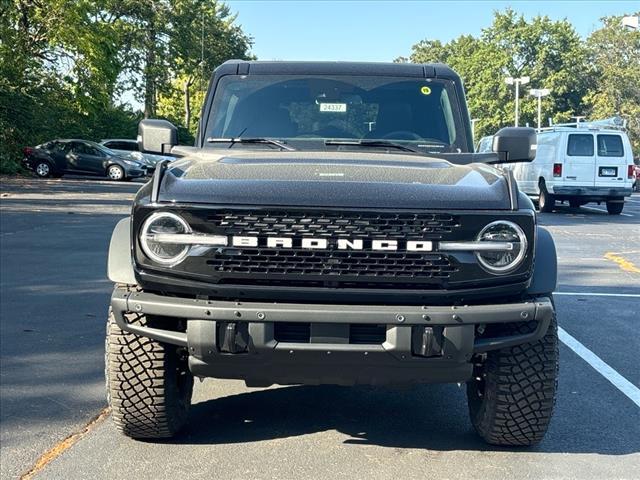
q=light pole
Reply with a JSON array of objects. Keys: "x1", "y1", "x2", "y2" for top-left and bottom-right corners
[
  {"x1": 529, "y1": 88, "x2": 551, "y2": 131},
  {"x1": 505, "y1": 76, "x2": 530, "y2": 126}
]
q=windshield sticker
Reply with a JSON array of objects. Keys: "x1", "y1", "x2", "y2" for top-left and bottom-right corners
[
  {"x1": 319, "y1": 103, "x2": 347, "y2": 113},
  {"x1": 420, "y1": 86, "x2": 432, "y2": 95}
]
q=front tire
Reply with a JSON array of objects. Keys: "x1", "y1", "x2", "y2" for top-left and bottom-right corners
[
  {"x1": 107, "y1": 164, "x2": 125, "y2": 181},
  {"x1": 467, "y1": 315, "x2": 558, "y2": 446},
  {"x1": 606, "y1": 201, "x2": 624, "y2": 215},
  {"x1": 106, "y1": 309, "x2": 193, "y2": 439}
]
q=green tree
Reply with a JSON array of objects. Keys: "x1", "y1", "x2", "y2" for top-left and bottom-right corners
[
  {"x1": 583, "y1": 13, "x2": 640, "y2": 154},
  {"x1": 158, "y1": 0, "x2": 253, "y2": 132},
  {"x1": 406, "y1": 10, "x2": 591, "y2": 140},
  {"x1": 0, "y1": 0, "x2": 252, "y2": 173}
]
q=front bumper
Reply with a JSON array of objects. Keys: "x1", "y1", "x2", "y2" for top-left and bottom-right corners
[
  {"x1": 551, "y1": 185, "x2": 632, "y2": 200},
  {"x1": 123, "y1": 165, "x2": 147, "y2": 178},
  {"x1": 111, "y1": 287, "x2": 553, "y2": 386}
]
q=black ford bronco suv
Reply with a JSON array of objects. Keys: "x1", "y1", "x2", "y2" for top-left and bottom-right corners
[{"x1": 106, "y1": 61, "x2": 558, "y2": 446}]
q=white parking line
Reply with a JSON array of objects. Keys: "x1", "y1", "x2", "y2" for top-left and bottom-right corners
[
  {"x1": 559, "y1": 327, "x2": 640, "y2": 408},
  {"x1": 580, "y1": 206, "x2": 634, "y2": 217},
  {"x1": 555, "y1": 292, "x2": 640, "y2": 298}
]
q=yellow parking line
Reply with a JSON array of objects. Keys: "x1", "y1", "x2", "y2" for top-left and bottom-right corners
[
  {"x1": 20, "y1": 408, "x2": 109, "y2": 480},
  {"x1": 604, "y1": 252, "x2": 640, "y2": 274}
]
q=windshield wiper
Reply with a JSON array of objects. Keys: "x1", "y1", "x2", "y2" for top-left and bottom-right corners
[
  {"x1": 324, "y1": 139, "x2": 423, "y2": 154},
  {"x1": 206, "y1": 137, "x2": 295, "y2": 151}
]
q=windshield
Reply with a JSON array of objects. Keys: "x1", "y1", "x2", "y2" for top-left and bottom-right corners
[{"x1": 205, "y1": 75, "x2": 467, "y2": 153}]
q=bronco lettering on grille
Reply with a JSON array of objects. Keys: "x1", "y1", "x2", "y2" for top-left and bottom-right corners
[{"x1": 230, "y1": 236, "x2": 433, "y2": 252}]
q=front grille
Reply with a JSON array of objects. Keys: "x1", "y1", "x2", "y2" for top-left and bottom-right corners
[
  {"x1": 199, "y1": 210, "x2": 460, "y2": 286},
  {"x1": 207, "y1": 210, "x2": 460, "y2": 239},
  {"x1": 207, "y1": 250, "x2": 457, "y2": 278}
]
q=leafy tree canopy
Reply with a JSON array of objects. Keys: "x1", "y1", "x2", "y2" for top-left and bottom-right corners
[{"x1": 403, "y1": 9, "x2": 639, "y2": 154}]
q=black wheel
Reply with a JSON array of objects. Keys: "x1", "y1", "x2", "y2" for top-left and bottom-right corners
[
  {"x1": 467, "y1": 315, "x2": 558, "y2": 446},
  {"x1": 606, "y1": 201, "x2": 624, "y2": 215},
  {"x1": 569, "y1": 199, "x2": 582, "y2": 209},
  {"x1": 106, "y1": 308, "x2": 193, "y2": 439},
  {"x1": 34, "y1": 161, "x2": 52, "y2": 178},
  {"x1": 538, "y1": 183, "x2": 555, "y2": 213},
  {"x1": 107, "y1": 164, "x2": 125, "y2": 181}
]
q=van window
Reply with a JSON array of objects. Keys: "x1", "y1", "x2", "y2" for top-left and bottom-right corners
[
  {"x1": 597, "y1": 135, "x2": 624, "y2": 157},
  {"x1": 567, "y1": 134, "x2": 594, "y2": 156}
]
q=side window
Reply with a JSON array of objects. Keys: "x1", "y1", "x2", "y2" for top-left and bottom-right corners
[
  {"x1": 72, "y1": 143, "x2": 89, "y2": 154},
  {"x1": 50, "y1": 142, "x2": 68, "y2": 153},
  {"x1": 567, "y1": 134, "x2": 594, "y2": 156},
  {"x1": 87, "y1": 146, "x2": 103, "y2": 156},
  {"x1": 108, "y1": 141, "x2": 136, "y2": 151},
  {"x1": 74, "y1": 143, "x2": 102, "y2": 156},
  {"x1": 597, "y1": 135, "x2": 624, "y2": 157}
]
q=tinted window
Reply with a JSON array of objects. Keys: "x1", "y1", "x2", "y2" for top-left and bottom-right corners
[
  {"x1": 567, "y1": 134, "x2": 594, "y2": 156},
  {"x1": 206, "y1": 75, "x2": 466, "y2": 153},
  {"x1": 106, "y1": 141, "x2": 137, "y2": 151},
  {"x1": 73, "y1": 142, "x2": 103, "y2": 156},
  {"x1": 597, "y1": 135, "x2": 624, "y2": 157}
]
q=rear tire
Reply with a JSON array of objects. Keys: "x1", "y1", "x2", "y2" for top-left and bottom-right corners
[
  {"x1": 106, "y1": 308, "x2": 193, "y2": 439},
  {"x1": 467, "y1": 315, "x2": 558, "y2": 446},
  {"x1": 538, "y1": 184, "x2": 555, "y2": 213},
  {"x1": 606, "y1": 201, "x2": 624, "y2": 215},
  {"x1": 34, "y1": 161, "x2": 52, "y2": 178}
]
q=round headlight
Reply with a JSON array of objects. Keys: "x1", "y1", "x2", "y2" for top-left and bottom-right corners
[
  {"x1": 475, "y1": 220, "x2": 528, "y2": 274},
  {"x1": 140, "y1": 212, "x2": 191, "y2": 265}
]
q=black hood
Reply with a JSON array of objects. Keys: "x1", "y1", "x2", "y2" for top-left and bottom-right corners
[{"x1": 158, "y1": 150, "x2": 510, "y2": 210}]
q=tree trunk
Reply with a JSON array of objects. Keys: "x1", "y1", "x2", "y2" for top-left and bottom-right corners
[{"x1": 183, "y1": 75, "x2": 194, "y2": 127}]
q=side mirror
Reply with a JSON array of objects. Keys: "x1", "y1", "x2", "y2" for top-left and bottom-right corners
[
  {"x1": 138, "y1": 119, "x2": 177, "y2": 154},
  {"x1": 492, "y1": 127, "x2": 537, "y2": 163}
]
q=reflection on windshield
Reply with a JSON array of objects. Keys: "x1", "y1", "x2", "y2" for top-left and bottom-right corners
[{"x1": 206, "y1": 75, "x2": 465, "y2": 153}]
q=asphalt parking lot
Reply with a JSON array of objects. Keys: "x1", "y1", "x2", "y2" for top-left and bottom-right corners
[{"x1": 1, "y1": 176, "x2": 639, "y2": 479}]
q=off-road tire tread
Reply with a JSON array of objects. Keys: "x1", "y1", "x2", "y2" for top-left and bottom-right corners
[
  {"x1": 467, "y1": 315, "x2": 558, "y2": 446},
  {"x1": 106, "y1": 303, "x2": 192, "y2": 439}
]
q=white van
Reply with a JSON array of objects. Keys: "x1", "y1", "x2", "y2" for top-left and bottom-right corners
[{"x1": 480, "y1": 119, "x2": 635, "y2": 215}]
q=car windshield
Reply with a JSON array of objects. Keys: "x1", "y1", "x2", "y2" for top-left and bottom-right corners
[{"x1": 205, "y1": 75, "x2": 467, "y2": 153}]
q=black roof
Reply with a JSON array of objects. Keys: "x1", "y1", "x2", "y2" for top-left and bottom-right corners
[{"x1": 215, "y1": 60, "x2": 461, "y2": 81}]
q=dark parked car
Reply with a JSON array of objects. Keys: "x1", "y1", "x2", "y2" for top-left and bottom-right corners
[
  {"x1": 100, "y1": 138, "x2": 174, "y2": 173},
  {"x1": 22, "y1": 139, "x2": 147, "y2": 181}
]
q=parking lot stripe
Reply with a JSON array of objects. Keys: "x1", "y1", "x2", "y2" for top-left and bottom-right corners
[
  {"x1": 559, "y1": 327, "x2": 640, "y2": 408},
  {"x1": 604, "y1": 252, "x2": 640, "y2": 274},
  {"x1": 555, "y1": 292, "x2": 640, "y2": 298},
  {"x1": 580, "y1": 206, "x2": 634, "y2": 217}
]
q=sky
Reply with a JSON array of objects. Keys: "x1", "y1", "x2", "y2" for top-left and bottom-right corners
[
  {"x1": 122, "y1": 1, "x2": 637, "y2": 108},
  {"x1": 226, "y1": 0, "x2": 638, "y2": 61}
]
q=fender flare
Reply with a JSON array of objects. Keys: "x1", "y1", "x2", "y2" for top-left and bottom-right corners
[
  {"x1": 527, "y1": 226, "x2": 557, "y2": 295},
  {"x1": 107, "y1": 217, "x2": 136, "y2": 285}
]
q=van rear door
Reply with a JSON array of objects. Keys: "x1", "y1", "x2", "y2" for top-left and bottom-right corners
[
  {"x1": 595, "y1": 134, "x2": 627, "y2": 188},
  {"x1": 564, "y1": 133, "x2": 595, "y2": 186}
]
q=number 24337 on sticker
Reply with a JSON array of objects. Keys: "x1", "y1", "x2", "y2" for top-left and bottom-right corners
[{"x1": 319, "y1": 103, "x2": 347, "y2": 113}]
